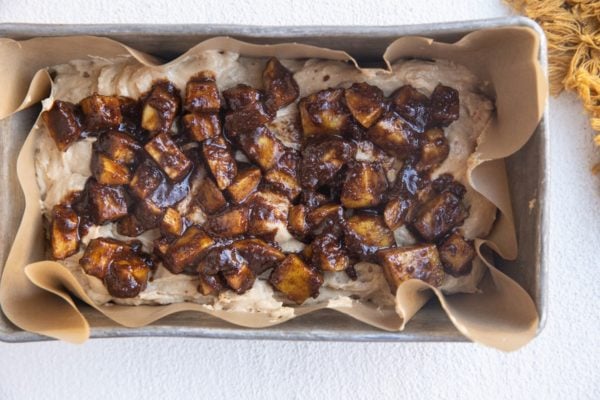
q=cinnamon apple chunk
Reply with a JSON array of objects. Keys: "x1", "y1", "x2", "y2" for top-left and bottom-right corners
[
  {"x1": 223, "y1": 263, "x2": 256, "y2": 294},
  {"x1": 376, "y1": 244, "x2": 445, "y2": 291},
  {"x1": 344, "y1": 214, "x2": 394, "y2": 259},
  {"x1": 41, "y1": 100, "x2": 83, "y2": 151},
  {"x1": 164, "y1": 226, "x2": 215, "y2": 274},
  {"x1": 411, "y1": 191, "x2": 468, "y2": 242},
  {"x1": 205, "y1": 206, "x2": 249, "y2": 238},
  {"x1": 104, "y1": 252, "x2": 150, "y2": 298},
  {"x1": 223, "y1": 84, "x2": 262, "y2": 111},
  {"x1": 80, "y1": 93, "x2": 123, "y2": 130},
  {"x1": 299, "y1": 138, "x2": 355, "y2": 190},
  {"x1": 230, "y1": 238, "x2": 285, "y2": 274},
  {"x1": 417, "y1": 127, "x2": 449, "y2": 171},
  {"x1": 391, "y1": 85, "x2": 430, "y2": 132},
  {"x1": 202, "y1": 136, "x2": 238, "y2": 190},
  {"x1": 160, "y1": 207, "x2": 185, "y2": 237},
  {"x1": 144, "y1": 132, "x2": 192, "y2": 181},
  {"x1": 91, "y1": 152, "x2": 131, "y2": 185},
  {"x1": 367, "y1": 111, "x2": 418, "y2": 159},
  {"x1": 141, "y1": 81, "x2": 181, "y2": 134},
  {"x1": 182, "y1": 113, "x2": 221, "y2": 142},
  {"x1": 226, "y1": 167, "x2": 262, "y2": 204},
  {"x1": 50, "y1": 204, "x2": 79, "y2": 260},
  {"x1": 344, "y1": 82, "x2": 385, "y2": 128},
  {"x1": 429, "y1": 84, "x2": 459, "y2": 127},
  {"x1": 79, "y1": 237, "x2": 130, "y2": 279},
  {"x1": 184, "y1": 71, "x2": 221, "y2": 113},
  {"x1": 438, "y1": 232, "x2": 475, "y2": 277},
  {"x1": 269, "y1": 254, "x2": 323, "y2": 304},
  {"x1": 264, "y1": 168, "x2": 301, "y2": 200},
  {"x1": 298, "y1": 88, "x2": 350, "y2": 138},
  {"x1": 263, "y1": 57, "x2": 299, "y2": 112},
  {"x1": 197, "y1": 273, "x2": 226, "y2": 296},
  {"x1": 87, "y1": 180, "x2": 128, "y2": 225},
  {"x1": 340, "y1": 162, "x2": 388, "y2": 208},
  {"x1": 247, "y1": 190, "x2": 290, "y2": 237},
  {"x1": 194, "y1": 176, "x2": 227, "y2": 214},
  {"x1": 288, "y1": 204, "x2": 309, "y2": 238},
  {"x1": 311, "y1": 233, "x2": 349, "y2": 272},
  {"x1": 95, "y1": 131, "x2": 141, "y2": 165},
  {"x1": 236, "y1": 126, "x2": 285, "y2": 171},
  {"x1": 129, "y1": 161, "x2": 165, "y2": 200}
]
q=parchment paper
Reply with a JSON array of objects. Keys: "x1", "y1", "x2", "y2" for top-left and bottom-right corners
[{"x1": 0, "y1": 27, "x2": 546, "y2": 351}]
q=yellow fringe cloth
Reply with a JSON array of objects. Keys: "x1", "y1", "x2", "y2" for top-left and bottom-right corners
[{"x1": 506, "y1": 0, "x2": 600, "y2": 167}]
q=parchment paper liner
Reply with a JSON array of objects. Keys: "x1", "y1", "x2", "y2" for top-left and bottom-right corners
[{"x1": 0, "y1": 27, "x2": 546, "y2": 351}]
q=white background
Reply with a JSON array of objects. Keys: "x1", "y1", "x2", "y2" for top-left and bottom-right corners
[{"x1": 1, "y1": 1, "x2": 599, "y2": 399}]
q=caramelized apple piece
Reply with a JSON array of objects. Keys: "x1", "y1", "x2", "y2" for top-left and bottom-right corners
[
  {"x1": 104, "y1": 252, "x2": 150, "y2": 298},
  {"x1": 223, "y1": 84, "x2": 262, "y2": 111},
  {"x1": 95, "y1": 131, "x2": 141, "y2": 165},
  {"x1": 91, "y1": 153, "x2": 131, "y2": 185},
  {"x1": 247, "y1": 190, "x2": 290, "y2": 237},
  {"x1": 288, "y1": 204, "x2": 309, "y2": 238},
  {"x1": 299, "y1": 138, "x2": 355, "y2": 189},
  {"x1": 344, "y1": 82, "x2": 385, "y2": 128},
  {"x1": 144, "y1": 132, "x2": 192, "y2": 181},
  {"x1": 41, "y1": 100, "x2": 83, "y2": 151},
  {"x1": 226, "y1": 167, "x2": 261, "y2": 204},
  {"x1": 301, "y1": 191, "x2": 329, "y2": 208},
  {"x1": 340, "y1": 162, "x2": 388, "y2": 208},
  {"x1": 205, "y1": 206, "x2": 249, "y2": 238},
  {"x1": 311, "y1": 233, "x2": 349, "y2": 272},
  {"x1": 391, "y1": 85, "x2": 430, "y2": 131},
  {"x1": 184, "y1": 71, "x2": 221, "y2": 113},
  {"x1": 223, "y1": 85, "x2": 273, "y2": 135},
  {"x1": 164, "y1": 226, "x2": 215, "y2": 274},
  {"x1": 411, "y1": 191, "x2": 468, "y2": 242},
  {"x1": 298, "y1": 89, "x2": 350, "y2": 138},
  {"x1": 383, "y1": 197, "x2": 412, "y2": 230},
  {"x1": 429, "y1": 84, "x2": 459, "y2": 127},
  {"x1": 202, "y1": 136, "x2": 237, "y2": 190},
  {"x1": 269, "y1": 254, "x2": 323, "y2": 304},
  {"x1": 438, "y1": 232, "x2": 475, "y2": 277},
  {"x1": 377, "y1": 244, "x2": 445, "y2": 290},
  {"x1": 141, "y1": 81, "x2": 181, "y2": 134},
  {"x1": 367, "y1": 111, "x2": 418, "y2": 158},
  {"x1": 418, "y1": 127, "x2": 449, "y2": 171},
  {"x1": 117, "y1": 214, "x2": 146, "y2": 237},
  {"x1": 306, "y1": 203, "x2": 343, "y2": 229},
  {"x1": 237, "y1": 126, "x2": 285, "y2": 171},
  {"x1": 160, "y1": 207, "x2": 184, "y2": 237},
  {"x1": 263, "y1": 58, "x2": 299, "y2": 112},
  {"x1": 231, "y1": 238, "x2": 286, "y2": 274},
  {"x1": 223, "y1": 263, "x2": 256, "y2": 294},
  {"x1": 79, "y1": 238, "x2": 129, "y2": 279},
  {"x1": 195, "y1": 176, "x2": 227, "y2": 214},
  {"x1": 198, "y1": 273, "x2": 226, "y2": 296},
  {"x1": 182, "y1": 113, "x2": 221, "y2": 142},
  {"x1": 153, "y1": 236, "x2": 171, "y2": 260},
  {"x1": 129, "y1": 161, "x2": 165, "y2": 200},
  {"x1": 264, "y1": 168, "x2": 301, "y2": 200},
  {"x1": 87, "y1": 180, "x2": 128, "y2": 224},
  {"x1": 134, "y1": 198, "x2": 165, "y2": 229},
  {"x1": 80, "y1": 94, "x2": 123, "y2": 130},
  {"x1": 344, "y1": 214, "x2": 394, "y2": 259},
  {"x1": 50, "y1": 205, "x2": 79, "y2": 260},
  {"x1": 197, "y1": 246, "x2": 245, "y2": 275}
]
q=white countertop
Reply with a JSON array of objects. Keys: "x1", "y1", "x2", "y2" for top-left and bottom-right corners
[{"x1": 1, "y1": 1, "x2": 599, "y2": 399}]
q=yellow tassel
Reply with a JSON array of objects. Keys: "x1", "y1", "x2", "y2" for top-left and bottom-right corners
[{"x1": 505, "y1": 0, "x2": 600, "y2": 151}]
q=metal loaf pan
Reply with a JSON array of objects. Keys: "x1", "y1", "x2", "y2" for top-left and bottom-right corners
[{"x1": 0, "y1": 17, "x2": 548, "y2": 342}]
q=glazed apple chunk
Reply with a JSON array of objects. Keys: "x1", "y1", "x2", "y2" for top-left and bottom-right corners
[{"x1": 43, "y1": 56, "x2": 474, "y2": 303}]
